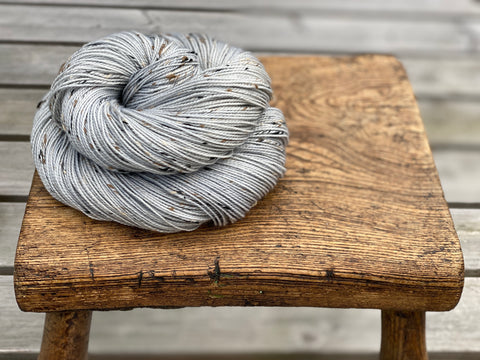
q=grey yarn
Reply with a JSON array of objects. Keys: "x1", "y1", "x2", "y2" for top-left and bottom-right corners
[{"x1": 31, "y1": 31, "x2": 288, "y2": 233}]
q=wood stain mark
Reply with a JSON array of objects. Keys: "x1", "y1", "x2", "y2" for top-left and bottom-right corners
[
  {"x1": 85, "y1": 247, "x2": 95, "y2": 281},
  {"x1": 326, "y1": 269, "x2": 335, "y2": 281},
  {"x1": 208, "y1": 256, "x2": 221, "y2": 282}
]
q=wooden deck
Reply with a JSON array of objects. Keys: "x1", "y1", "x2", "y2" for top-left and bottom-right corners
[{"x1": 1, "y1": 1, "x2": 479, "y2": 358}]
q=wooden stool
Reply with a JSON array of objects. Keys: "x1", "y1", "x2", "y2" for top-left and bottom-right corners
[{"x1": 14, "y1": 55, "x2": 464, "y2": 360}]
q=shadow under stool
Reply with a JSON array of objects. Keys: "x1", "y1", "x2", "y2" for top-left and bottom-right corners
[{"x1": 14, "y1": 55, "x2": 464, "y2": 360}]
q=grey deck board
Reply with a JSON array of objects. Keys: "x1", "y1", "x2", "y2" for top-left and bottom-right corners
[
  {"x1": 469, "y1": 22, "x2": 480, "y2": 52},
  {"x1": 0, "y1": 5, "x2": 474, "y2": 54},
  {"x1": 401, "y1": 57, "x2": 480, "y2": 98},
  {"x1": 0, "y1": 276, "x2": 478, "y2": 355},
  {"x1": 432, "y1": 150, "x2": 480, "y2": 203},
  {"x1": 419, "y1": 99, "x2": 480, "y2": 146},
  {"x1": 0, "y1": 89, "x2": 44, "y2": 136},
  {"x1": 1, "y1": 0, "x2": 480, "y2": 16},
  {"x1": 0, "y1": 142, "x2": 33, "y2": 197},
  {"x1": 0, "y1": 203, "x2": 25, "y2": 271},
  {"x1": 0, "y1": 44, "x2": 77, "y2": 85},
  {"x1": 451, "y1": 209, "x2": 480, "y2": 277},
  {"x1": 3, "y1": 90, "x2": 480, "y2": 147},
  {"x1": 2, "y1": 143, "x2": 479, "y2": 203},
  {"x1": 0, "y1": 0, "x2": 478, "y2": 356},
  {"x1": 2, "y1": 45, "x2": 480, "y2": 99}
]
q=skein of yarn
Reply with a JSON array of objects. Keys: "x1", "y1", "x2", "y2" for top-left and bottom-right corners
[{"x1": 31, "y1": 31, "x2": 289, "y2": 233}]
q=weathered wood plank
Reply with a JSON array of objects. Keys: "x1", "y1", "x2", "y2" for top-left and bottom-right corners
[
  {"x1": 0, "y1": 5, "x2": 150, "y2": 44},
  {"x1": 401, "y1": 57, "x2": 480, "y2": 98},
  {"x1": 2, "y1": 45, "x2": 480, "y2": 100},
  {"x1": 0, "y1": 5, "x2": 472, "y2": 54},
  {"x1": 0, "y1": 276, "x2": 43, "y2": 354},
  {"x1": 2, "y1": 206, "x2": 478, "y2": 276},
  {"x1": 432, "y1": 150, "x2": 480, "y2": 203},
  {"x1": 451, "y1": 209, "x2": 480, "y2": 277},
  {"x1": 0, "y1": 203, "x2": 26, "y2": 271},
  {"x1": 1, "y1": 276, "x2": 478, "y2": 355},
  {"x1": 148, "y1": 12, "x2": 472, "y2": 54},
  {"x1": 3, "y1": 89, "x2": 479, "y2": 147},
  {"x1": 0, "y1": 0, "x2": 480, "y2": 359},
  {"x1": 2, "y1": 0, "x2": 480, "y2": 16},
  {"x1": 419, "y1": 100, "x2": 480, "y2": 146},
  {"x1": 1, "y1": 141, "x2": 478, "y2": 204},
  {"x1": 0, "y1": 89, "x2": 43, "y2": 136},
  {"x1": 427, "y1": 278, "x2": 480, "y2": 352},
  {"x1": 14, "y1": 56, "x2": 463, "y2": 312},
  {"x1": 0, "y1": 45, "x2": 78, "y2": 85},
  {"x1": 2, "y1": 89, "x2": 480, "y2": 149},
  {"x1": 469, "y1": 22, "x2": 480, "y2": 53},
  {"x1": 0, "y1": 142, "x2": 33, "y2": 196}
]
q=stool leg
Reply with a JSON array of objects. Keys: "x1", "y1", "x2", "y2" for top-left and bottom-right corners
[
  {"x1": 38, "y1": 311, "x2": 92, "y2": 360},
  {"x1": 380, "y1": 310, "x2": 428, "y2": 360}
]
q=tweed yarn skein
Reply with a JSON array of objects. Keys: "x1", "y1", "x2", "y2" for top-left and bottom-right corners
[{"x1": 31, "y1": 31, "x2": 289, "y2": 233}]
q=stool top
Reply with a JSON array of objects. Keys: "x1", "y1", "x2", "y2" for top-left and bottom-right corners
[{"x1": 15, "y1": 55, "x2": 464, "y2": 312}]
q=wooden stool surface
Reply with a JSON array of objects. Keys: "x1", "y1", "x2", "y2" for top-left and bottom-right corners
[{"x1": 14, "y1": 55, "x2": 464, "y2": 313}]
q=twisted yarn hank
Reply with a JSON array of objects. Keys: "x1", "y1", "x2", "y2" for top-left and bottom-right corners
[{"x1": 31, "y1": 31, "x2": 289, "y2": 233}]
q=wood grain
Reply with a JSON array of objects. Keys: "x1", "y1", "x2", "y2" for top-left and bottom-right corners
[
  {"x1": 38, "y1": 311, "x2": 91, "y2": 360},
  {"x1": 0, "y1": 1, "x2": 477, "y2": 357},
  {"x1": 3, "y1": 207, "x2": 480, "y2": 275},
  {"x1": 0, "y1": 5, "x2": 472, "y2": 54},
  {"x1": 380, "y1": 311, "x2": 427, "y2": 360},
  {"x1": 3, "y1": 45, "x2": 480, "y2": 99},
  {"x1": 14, "y1": 55, "x2": 464, "y2": 312}
]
